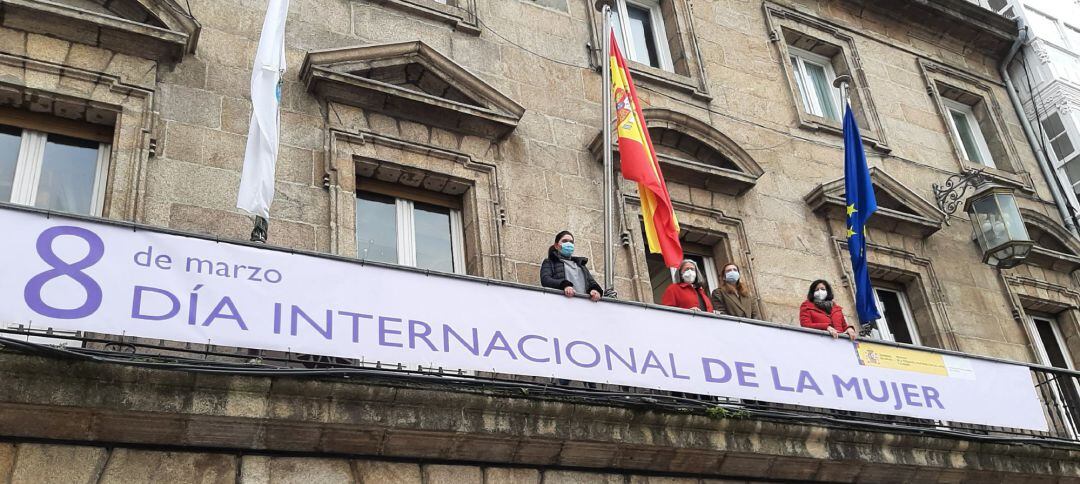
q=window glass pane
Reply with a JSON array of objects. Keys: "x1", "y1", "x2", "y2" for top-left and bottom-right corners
[
  {"x1": 876, "y1": 289, "x2": 914, "y2": 345},
  {"x1": 1065, "y1": 158, "x2": 1080, "y2": 197},
  {"x1": 1044, "y1": 113, "x2": 1076, "y2": 161},
  {"x1": 987, "y1": 0, "x2": 1007, "y2": 9},
  {"x1": 950, "y1": 108, "x2": 984, "y2": 164},
  {"x1": 790, "y1": 56, "x2": 815, "y2": 114},
  {"x1": 804, "y1": 61, "x2": 839, "y2": 121},
  {"x1": 996, "y1": 193, "x2": 1029, "y2": 241},
  {"x1": 1034, "y1": 319, "x2": 1069, "y2": 369},
  {"x1": 1043, "y1": 113, "x2": 1066, "y2": 138},
  {"x1": 413, "y1": 202, "x2": 454, "y2": 273},
  {"x1": 626, "y1": 3, "x2": 659, "y2": 68},
  {"x1": 972, "y1": 196, "x2": 1009, "y2": 247},
  {"x1": 1067, "y1": 26, "x2": 1080, "y2": 49},
  {"x1": 355, "y1": 192, "x2": 398, "y2": 264},
  {"x1": 1027, "y1": 10, "x2": 1063, "y2": 44},
  {"x1": 34, "y1": 134, "x2": 100, "y2": 215},
  {"x1": 0, "y1": 125, "x2": 21, "y2": 203},
  {"x1": 611, "y1": 11, "x2": 626, "y2": 52},
  {"x1": 1051, "y1": 134, "x2": 1076, "y2": 161}
]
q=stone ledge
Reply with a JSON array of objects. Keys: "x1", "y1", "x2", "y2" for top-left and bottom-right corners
[{"x1": 0, "y1": 351, "x2": 1078, "y2": 481}]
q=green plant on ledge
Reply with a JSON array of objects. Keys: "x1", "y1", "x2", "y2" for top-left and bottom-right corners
[{"x1": 706, "y1": 406, "x2": 751, "y2": 420}]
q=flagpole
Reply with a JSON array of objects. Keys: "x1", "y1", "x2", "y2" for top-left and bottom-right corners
[
  {"x1": 833, "y1": 74, "x2": 851, "y2": 110},
  {"x1": 598, "y1": 0, "x2": 614, "y2": 296}
]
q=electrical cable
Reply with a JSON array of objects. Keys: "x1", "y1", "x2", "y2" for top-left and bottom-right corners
[{"x1": 2, "y1": 336, "x2": 1077, "y2": 449}]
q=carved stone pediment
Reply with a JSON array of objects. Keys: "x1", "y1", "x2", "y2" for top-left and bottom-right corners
[
  {"x1": 1021, "y1": 209, "x2": 1080, "y2": 274},
  {"x1": 805, "y1": 167, "x2": 945, "y2": 238},
  {"x1": 1, "y1": 0, "x2": 200, "y2": 62},
  {"x1": 588, "y1": 109, "x2": 764, "y2": 196},
  {"x1": 300, "y1": 41, "x2": 524, "y2": 139}
]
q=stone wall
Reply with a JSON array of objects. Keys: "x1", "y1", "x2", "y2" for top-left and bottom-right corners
[
  {"x1": 0, "y1": 444, "x2": 766, "y2": 484},
  {"x1": 1, "y1": 352, "x2": 1078, "y2": 482},
  {"x1": 1, "y1": 0, "x2": 1073, "y2": 364}
]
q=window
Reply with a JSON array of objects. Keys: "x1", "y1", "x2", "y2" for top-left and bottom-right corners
[
  {"x1": 788, "y1": 47, "x2": 841, "y2": 122},
  {"x1": 1026, "y1": 315, "x2": 1080, "y2": 437},
  {"x1": 1026, "y1": 9, "x2": 1064, "y2": 46},
  {"x1": 1041, "y1": 112, "x2": 1080, "y2": 200},
  {"x1": 871, "y1": 287, "x2": 920, "y2": 345},
  {"x1": 1066, "y1": 25, "x2": 1080, "y2": 50},
  {"x1": 644, "y1": 231, "x2": 722, "y2": 304},
  {"x1": 942, "y1": 98, "x2": 995, "y2": 168},
  {"x1": 0, "y1": 123, "x2": 109, "y2": 216},
  {"x1": 355, "y1": 189, "x2": 466, "y2": 274},
  {"x1": 1042, "y1": 113, "x2": 1077, "y2": 163},
  {"x1": 611, "y1": 0, "x2": 673, "y2": 71}
]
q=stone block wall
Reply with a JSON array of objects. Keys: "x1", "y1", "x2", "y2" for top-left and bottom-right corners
[{"x1": 0, "y1": 0, "x2": 1076, "y2": 365}]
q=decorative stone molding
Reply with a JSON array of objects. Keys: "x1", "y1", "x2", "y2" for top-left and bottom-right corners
[
  {"x1": 301, "y1": 41, "x2": 525, "y2": 140},
  {"x1": 831, "y1": 238, "x2": 959, "y2": 351},
  {"x1": 1020, "y1": 209, "x2": 1080, "y2": 275},
  {"x1": 6, "y1": 351, "x2": 1079, "y2": 480},
  {"x1": 588, "y1": 109, "x2": 764, "y2": 196},
  {"x1": 0, "y1": 0, "x2": 200, "y2": 63},
  {"x1": 327, "y1": 129, "x2": 504, "y2": 279},
  {"x1": 584, "y1": 0, "x2": 711, "y2": 102},
  {"x1": 763, "y1": 2, "x2": 891, "y2": 152},
  {"x1": 621, "y1": 195, "x2": 760, "y2": 316},
  {"x1": 368, "y1": 0, "x2": 480, "y2": 36},
  {"x1": 0, "y1": 53, "x2": 154, "y2": 222},
  {"x1": 805, "y1": 167, "x2": 946, "y2": 238}
]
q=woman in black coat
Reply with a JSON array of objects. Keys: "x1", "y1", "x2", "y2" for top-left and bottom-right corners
[{"x1": 540, "y1": 230, "x2": 603, "y2": 302}]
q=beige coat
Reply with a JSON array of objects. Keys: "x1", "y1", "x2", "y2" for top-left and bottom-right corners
[{"x1": 711, "y1": 288, "x2": 759, "y2": 320}]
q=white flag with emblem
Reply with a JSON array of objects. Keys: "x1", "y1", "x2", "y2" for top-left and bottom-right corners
[{"x1": 237, "y1": 0, "x2": 289, "y2": 219}]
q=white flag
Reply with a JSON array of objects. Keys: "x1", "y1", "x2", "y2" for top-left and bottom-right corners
[{"x1": 237, "y1": 0, "x2": 289, "y2": 219}]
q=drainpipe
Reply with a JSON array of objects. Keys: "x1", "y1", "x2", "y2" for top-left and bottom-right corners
[{"x1": 999, "y1": 21, "x2": 1080, "y2": 236}]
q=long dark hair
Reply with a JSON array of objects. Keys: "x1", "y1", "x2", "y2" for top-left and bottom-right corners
[{"x1": 807, "y1": 279, "x2": 834, "y2": 311}]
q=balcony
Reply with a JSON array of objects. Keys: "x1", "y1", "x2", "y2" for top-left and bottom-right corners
[{"x1": 0, "y1": 203, "x2": 1079, "y2": 480}]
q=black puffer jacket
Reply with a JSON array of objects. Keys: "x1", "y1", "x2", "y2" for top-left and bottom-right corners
[{"x1": 540, "y1": 246, "x2": 603, "y2": 293}]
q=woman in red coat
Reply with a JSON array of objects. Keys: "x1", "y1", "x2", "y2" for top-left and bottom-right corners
[
  {"x1": 661, "y1": 260, "x2": 713, "y2": 312},
  {"x1": 799, "y1": 279, "x2": 857, "y2": 340}
]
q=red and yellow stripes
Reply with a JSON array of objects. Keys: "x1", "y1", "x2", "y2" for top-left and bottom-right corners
[{"x1": 609, "y1": 32, "x2": 683, "y2": 267}]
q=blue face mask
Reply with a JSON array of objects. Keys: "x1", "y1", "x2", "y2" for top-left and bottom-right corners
[{"x1": 559, "y1": 242, "x2": 574, "y2": 257}]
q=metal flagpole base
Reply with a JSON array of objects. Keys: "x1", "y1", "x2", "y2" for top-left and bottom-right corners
[
  {"x1": 250, "y1": 216, "x2": 268, "y2": 243},
  {"x1": 594, "y1": 0, "x2": 614, "y2": 10}
]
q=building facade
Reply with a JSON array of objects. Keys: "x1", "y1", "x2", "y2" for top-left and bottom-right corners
[
  {"x1": 986, "y1": 0, "x2": 1080, "y2": 233},
  {"x1": 1, "y1": 0, "x2": 1080, "y2": 481}
]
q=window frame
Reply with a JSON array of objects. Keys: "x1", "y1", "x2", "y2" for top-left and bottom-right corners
[
  {"x1": 613, "y1": 0, "x2": 674, "y2": 72},
  {"x1": 941, "y1": 98, "x2": 996, "y2": 169},
  {"x1": 1025, "y1": 314, "x2": 1080, "y2": 438},
  {"x1": 1041, "y1": 111, "x2": 1079, "y2": 168},
  {"x1": 787, "y1": 46, "x2": 843, "y2": 122},
  {"x1": 355, "y1": 189, "x2": 466, "y2": 275},
  {"x1": 871, "y1": 286, "x2": 921, "y2": 346},
  {"x1": 2, "y1": 125, "x2": 110, "y2": 216}
]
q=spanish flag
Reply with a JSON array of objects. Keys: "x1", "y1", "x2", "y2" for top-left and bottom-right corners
[{"x1": 608, "y1": 32, "x2": 683, "y2": 267}]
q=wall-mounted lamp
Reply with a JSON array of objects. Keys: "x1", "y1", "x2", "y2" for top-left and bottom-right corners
[{"x1": 933, "y1": 170, "x2": 1032, "y2": 269}]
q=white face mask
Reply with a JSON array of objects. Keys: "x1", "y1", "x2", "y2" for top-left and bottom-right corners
[
  {"x1": 724, "y1": 270, "x2": 740, "y2": 283},
  {"x1": 814, "y1": 289, "x2": 828, "y2": 301},
  {"x1": 681, "y1": 269, "x2": 697, "y2": 283}
]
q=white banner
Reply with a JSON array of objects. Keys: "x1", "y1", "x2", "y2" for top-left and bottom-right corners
[{"x1": 0, "y1": 206, "x2": 1047, "y2": 430}]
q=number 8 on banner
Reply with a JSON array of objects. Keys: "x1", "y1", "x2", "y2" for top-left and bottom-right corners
[{"x1": 24, "y1": 226, "x2": 105, "y2": 320}]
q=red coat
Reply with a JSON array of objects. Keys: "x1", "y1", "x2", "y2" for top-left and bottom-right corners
[
  {"x1": 799, "y1": 300, "x2": 850, "y2": 332},
  {"x1": 662, "y1": 283, "x2": 714, "y2": 312}
]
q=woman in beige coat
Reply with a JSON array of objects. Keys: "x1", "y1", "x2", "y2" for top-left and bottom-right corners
[{"x1": 710, "y1": 262, "x2": 759, "y2": 319}]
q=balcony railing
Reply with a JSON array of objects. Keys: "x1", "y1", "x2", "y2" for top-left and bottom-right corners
[{"x1": 3, "y1": 318, "x2": 1079, "y2": 445}]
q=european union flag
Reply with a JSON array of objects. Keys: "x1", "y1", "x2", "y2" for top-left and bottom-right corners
[{"x1": 843, "y1": 104, "x2": 881, "y2": 325}]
